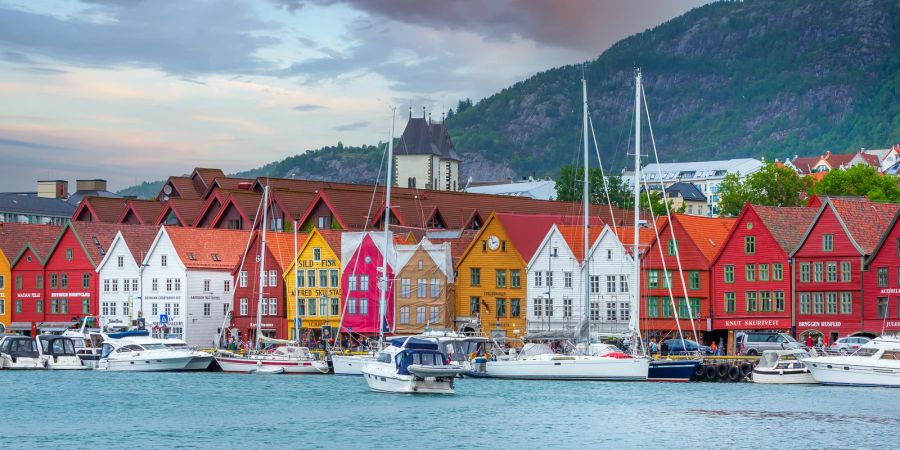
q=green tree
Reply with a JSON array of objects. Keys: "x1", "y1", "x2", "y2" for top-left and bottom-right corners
[
  {"x1": 555, "y1": 165, "x2": 681, "y2": 215},
  {"x1": 814, "y1": 164, "x2": 900, "y2": 201},
  {"x1": 717, "y1": 164, "x2": 813, "y2": 216}
]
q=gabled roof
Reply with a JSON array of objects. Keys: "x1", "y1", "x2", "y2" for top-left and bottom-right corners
[
  {"x1": 427, "y1": 229, "x2": 478, "y2": 267},
  {"x1": 160, "y1": 176, "x2": 202, "y2": 200},
  {"x1": 0, "y1": 223, "x2": 62, "y2": 265},
  {"x1": 72, "y1": 196, "x2": 130, "y2": 223},
  {"x1": 202, "y1": 177, "x2": 254, "y2": 199},
  {"x1": 613, "y1": 225, "x2": 658, "y2": 255},
  {"x1": 269, "y1": 189, "x2": 317, "y2": 223},
  {"x1": 866, "y1": 207, "x2": 900, "y2": 266},
  {"x1": 752, "y1": 205, "x2": 819, "y2": 254},
  {"x1": 96, "y1": 225, "x2": 160, "y2": 270},
  {"x1": 491, "y1": 213, "x2": 604, "y2": 264},
  {"x1": 555, "y1": 224, "x2": 603, "y2": 263},
  {"x1": 154, "y1": 198, "x2": 206, "y2": 226},
  {"x1": 191, "y1": 168, "x2": 226, "y2": 192},
  {"x1": 44, "y1": 222, "x2": 122, "y2": 268},
  {"x1": 117, "y1": 199, "x2": 165, "y2": 225},
  {"x1": 234, "y1": 231, "x2": 307, "y2": 275},
  {"x1": 164, "y1": 227, "x2": 250, "y2": 270},
  {"x1": 396, "y1": 117, "x2": 455, "y2": 158},
  {"x1": 665, "y1": 182, "x2": 706, "y2": 202},
  {"x1": 669, "y1": 214, "x2": 736, "y2": 262},
  {"x1": 209, "y1": 191, "x2": 263, "y2": 229},
  {"x1": 829, "y1": 198, "x2": 900, "y2": 254},
  {"x1": 282, "y1": 228, "x2": 342, "y2": 276}
]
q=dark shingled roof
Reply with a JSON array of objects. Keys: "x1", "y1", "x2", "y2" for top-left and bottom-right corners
[
  {"x1": 665, "y1": 182, "x2": 706, "y2": 202},
  {"x1": 396, "y1": 118, "x2": 457, "y2": 159},
  {"x1": 0, "y1": 193, "x2": 75, "y2": 217}
]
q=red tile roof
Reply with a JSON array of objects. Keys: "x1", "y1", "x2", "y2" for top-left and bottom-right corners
[
  {"x1": 752, "y1": 205, "x2": 819, "y2": 253},
  {"x1": 427, "y1": 230, "x2": 479, "y2": 266},
  {"x1": 165, "y1": 176, "x2": 202, "y2": 200},
  {"x1": 74, "y1": 196, "x2": 130, "y2": 223},
  {"x1": 829, "y1": 198, "x2": 900, "y2": 254},
  {"x1": 191, "y1": 168, "x2": 226, "y2": 191},
  {"x1": 165, "y1": 227, "x2": 251, "y2": 270},
  {"x1": 614, "y1": 226, "x2": 658, "y2": 255},
  {"x1": 0, "y1": 223, "x2": 62, "y2": 264},
  {"x1": 494, "y1": 213, "x2": 605, "y2": 263},
  {"x1": 557, "y1": 225, "x2": 603, "y2": 263},
  {"x1": 68, "y1": 222, "x2": 124, "y2": 267},
  {"x1": 316, "y1": 229, "x2": 343, "y2": 260},
  {"x1": 157, "y1": 198, "x2": 207, "y2": 226},
  {"x1": 118, "y1": 199, "x2": 165, "y2": 224},
  {"x1": 674, "y1": 214, "x2": 736, "y2": 262},
  {"x1": 116, "y1": 224, "x2": 160, "y2": 264}
]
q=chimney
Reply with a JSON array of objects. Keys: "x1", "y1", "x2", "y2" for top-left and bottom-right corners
[
  {"x1": 409, "y1": 106, "x2": 412, "y2": 119},
  {"x1": 76, "y1": 179, "x2": 107, "y2": 192},
  {"x1": 37, "y1": 180, "x2": 68, "y2": 199},
  {"x1": 422, "y1": 106, "x2": 426, "y2": 119}
]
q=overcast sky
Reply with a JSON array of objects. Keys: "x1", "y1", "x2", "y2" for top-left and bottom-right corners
[{"x1": 0, "y1": 0, "x2": 708, "y2": 191}]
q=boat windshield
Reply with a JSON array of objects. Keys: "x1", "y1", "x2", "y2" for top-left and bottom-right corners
[
  {"x1": 141, "y1": 343, "x2": 167, "y2": 350},
  {"x1": 758, "y1": 351, "x2": 779, "y2": 369},
  {"x1": 376, "y1": 352, "x2": 392, "y2": 363},
  {"x1": 520, "y1": 343, "x2": 554, "y2": 357},
  {"x1": 852, "y1": 348, "x2": 879, "y2": 357}
]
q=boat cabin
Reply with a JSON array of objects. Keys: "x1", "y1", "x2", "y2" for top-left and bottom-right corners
[
  {"x1": 0, "y1": 336, "x2": 39, "y2": 358},
  {"x1": 37, "y1": 335, "x2": 77, "y2": 357}
]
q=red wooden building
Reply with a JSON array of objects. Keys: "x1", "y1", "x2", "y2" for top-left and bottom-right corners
[
  {"x1": 230, "y1": 231, "x2": 306, "y2": 340},
  {"x1": 6, "y1": 225, "x2": 62, "y2": 334},
  {"x1": 710, "y1": 205, "x2": 817, "y2": 349},
  {"x1": 641, "y1": 214, "x2": 735, "y2": 341},
  {"x1": 41, "y1": 222, "x2": 120, "y2": 328},
  {"x1": 790, "y1": 198, "x2": 900, "y2": 342},
  {"x1": 861, "y1": 207, "x2": 900, "y2": 335},
  {"x1": 341, "y1": 232, "x2": 395, "y2": 335}
]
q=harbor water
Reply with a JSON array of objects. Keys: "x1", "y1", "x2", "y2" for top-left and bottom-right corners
[{"x1": 3, "y1": 371, "x2": 899, "y2": 449}]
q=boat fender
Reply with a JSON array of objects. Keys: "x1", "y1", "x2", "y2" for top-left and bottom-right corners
[
  {"x1": 694, "y1": 363, "x2": 705, "y2": 378},
  {"x1": 778, "y1": 369, "x2": 783, "y2": 376},
  {"x1": 727, "y1": 365, "x2": 742, "y2": 382},
  {"x1": 716, "y1": 363, "x2": 729, "y2": 378},
  {"x1": 704, "y1": 365, "x2": 717, "y2": 381},
  {"x1": 740, "y1": 362, "x2": 754, "y2": 377}
]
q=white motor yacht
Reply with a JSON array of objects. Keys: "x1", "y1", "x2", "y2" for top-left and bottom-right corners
[
  {"x1": 804, "y1": 337, "x2": 900, "y2": 387},
  {"x1": 216, "y1": 345, "x2": 329, "y2": 374},
  {"x1": 331, "y1": 352, "x2": 376, "y2": 376},
  {"x1": 0, "y1": 335, "x2": 43, "y2": 369},
  {"x1": 97, "y1": 330, "x2": 198, "y2": 372},
  {"x1": 362, "y1": 337, "x2": 465, "y2": 394},
  {"x1": 474, "y1": 339, "x2": 648, "y2": 381},
  {"x1": 161, "y1": 338, "x2": 214, "y2": 371},
  {"x1": 37, "y1": 335, "x2": 89, "y2": 370},
  {"x1": 752, "y1": 349, "x2": 815, "y2": 384}
]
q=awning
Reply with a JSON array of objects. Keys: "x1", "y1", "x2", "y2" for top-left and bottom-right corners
[
  {"x1": 6, "y1": 322, "x2": 33, "y2": 331},
  {"x1": 39, "y1": 322, "x2": 78, "y2": 330}
]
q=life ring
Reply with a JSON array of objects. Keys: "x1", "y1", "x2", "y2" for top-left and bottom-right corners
[
  {"x1": 727, "y1": 365, "x2": 742, "y2": 382},
  {"x1": 740, "y1": 362, "x2": 754, "y2": 377},
  {"x1": 704, "y1": 364, "x2": 717, "y2": 381},
  {"x1": 716, "y1": 363, "x2": 729, "y2": 378}
]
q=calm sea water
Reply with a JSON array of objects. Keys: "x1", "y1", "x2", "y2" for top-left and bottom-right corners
[{"x1": 2, "y1": 371, "x2": 899, "y2": 449}]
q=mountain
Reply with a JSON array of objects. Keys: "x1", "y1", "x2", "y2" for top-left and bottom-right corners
[{"x1": 120, "y1": 0, "x2": 899, "y2": 198}]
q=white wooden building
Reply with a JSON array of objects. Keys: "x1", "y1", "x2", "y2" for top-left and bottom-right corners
[{"x1": 95, "y1": 226, "x2": 158, "y2": 330}]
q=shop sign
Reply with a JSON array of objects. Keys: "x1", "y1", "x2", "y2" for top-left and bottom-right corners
[
  {"x1": 16, "y1": 292, "x2": 40, "y2": 298},
  {"x1": 51, "y1": 292, "x2": 90, "y2": 298},
  {"x1": 189, "y1": 295, "x2": 221, "y2": 300},
  {"x1": 296, "y1": 288, "x2": 340, "y2": 297},
  {"x1": 798, "y1": 321, "x2": 843, "y2": 328},
  {"x1": 714, "y1": 318, "x2": 790, "y2": 329},
  {"x1": 297, "y1": 259, "x2": 338, "y2": 268},
  {"x1": 879, "y1": 288, "x2": 900, "y2": 294}
]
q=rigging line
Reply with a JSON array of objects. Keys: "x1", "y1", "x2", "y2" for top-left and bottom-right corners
[
  {"x1": 641, "y1": 82, "x2": 701, "y2": 346},
  {"x1": 641, "y1": 175, "x2": 688, "y2": 348},
  {"x1": 588, "y1": 114, "x2": 618, "y2": 237}
]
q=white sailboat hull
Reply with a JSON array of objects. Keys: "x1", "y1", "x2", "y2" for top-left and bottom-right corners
[
  {"x1": 805, "y1": 356, "x2": 900, "y2": 387},
  {"x1": 215, "y1": 356, "x2": 329, "y2": 374},
  {"x1": 331, "y1": 354, "x2": 375, "y2": 376},
  {"x1": 362, "y1": 362, "x2": 455, "y2": 394},
  {"x1": 751, "y1": 369, "x2": 816, "y2": 384},
  {"x1": 484, "y1": 356, "x2": 649, "y2": 381}
]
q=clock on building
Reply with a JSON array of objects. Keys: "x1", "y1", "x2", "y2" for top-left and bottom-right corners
[{"x1": 488, "y1": 236, "x2": 500, "y2": 251}]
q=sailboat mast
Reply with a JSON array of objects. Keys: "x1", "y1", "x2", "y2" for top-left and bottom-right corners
[
  {"x1": 257, "y1": 185, "x2": 269, "y2": 350},
  {"x1": 379, "y1": 108, "x2": 396, "y2": 349},
  {"x1": 293, "y1": 219, "x2": 298, "y2": 342},
  {"x1": 582, "y1": 76, "x2": 590, "y2": 343},
  {"x1": 632, "y1": 70, "x2": 642, "y2": 350}
]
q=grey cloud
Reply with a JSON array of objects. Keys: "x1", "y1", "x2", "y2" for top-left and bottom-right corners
[
  {"x1": 0, "y1": 137, "x2": 79, "y2": 152},
  {"x1": 0, "y1": 1, "x2": 281, "y2": 76},
  {"x1": 293, "y1": 104, "x2": 325, "y2": 112},
  {"x1": 23, "y1": 67, "x2": 67, "y2": 75},
  {"x1": 268, "y1": 0, "x2": 305, "y2": 13},
  {"x1": 1, "y1": 50, "x2": 37, "y2": 64},
  {"x1": 332, "y1": 121, "x2": 369, "y2": 131}
]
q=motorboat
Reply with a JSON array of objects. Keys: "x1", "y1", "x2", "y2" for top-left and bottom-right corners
[
  {"x1": 61, "y1": 316, "x2": 104, "y2": 368},
  {"x1": 752, "y1": 349, "x2": 815, "y2": 384},
  {"x1": 331, "y1": 352, "x2": 376, "y2": 376},
  {"x1": 161, "y1": 337, "x2": 215, "y2": 371},
  {"x1": 469, "y1": 338, "x2": 648, "y2": 381},
  {"x1": 804, "y1": 337, "x2": 900, "y2": 387},
  {"x1": 37, "y1": 335, "x2": 89, "y2": 370},
  {"x1": 97, "y1": 330, "x2": 198, "y2": 372},
  {"x1": 362, "y1": 337, "x2": 464, "y2": 394},
  {"x1": 216, "y1": 345, "x2": 330, "y2": 374},
  {"x1": 0, "y1": 335, "x2": 43, "y2": 369}
]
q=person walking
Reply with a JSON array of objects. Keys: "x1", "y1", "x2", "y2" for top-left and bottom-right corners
[{"x1": 710, "y1": 341, "x2": 718, "y2": 355}]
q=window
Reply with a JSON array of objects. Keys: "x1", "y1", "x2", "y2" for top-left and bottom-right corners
[
  {"x1": 760, "y1": 291, "x2": 771, "y2": 312},
  {"x1": 840, "y1": 292, "x2": 852, "y2": 314},
  {"x1": 347, "y1": 275, "x2": 356, "y2": 291},
  {"x1": 724, "y1": 292, "x2": 736, "y2": 313},
  {"x1": 565, "y1": 272, "x2": 572, "y2": 288},
  {"x1": 607, "y1": 275, "x2": 617, "y2": 293},
  {"x1": 826, "y1": 262, "x2": 837, "y2": 283},
  {"x1": 813, "y1": 293, "x2": 824, "y2": 314},
  {"x1": 60, "y1": 274, "x2": 67, "y2": 289},
  {"x1": 510, "y1": 270, "x2": 521, "y2": 288},
  {"x1": 331, "y1": 298, "x2": 340, "y2": 316},
  {"x1": 330, "y1": 270, "x2": 339, "y2": 287},
  {"x1": 813, "y1": 262, "x2": 824, "y2": 283},
  {"x1": 240, "y1": 298, "x2": 248, "y2": 315},
  {"x1": 359, "y1": 298, "x2": 368, "y2": 315},
  {"x1": 689, "y1": 271, "x2": 700, "y2": 290},
  {"x1": 590, "y1": 275, "x2": 601, "y2": 294},
  {"x1": 841, "y1": 262, "x2": 852, "y2": 282},
  {"x1": 269, "y1": 298, "x2": 277, "y2": 316},
  {"x1": 823, "y1": 234, "x2": 833, "y2": 251},
  {"x1": 469, "y1": 297, "x2": 480, "y2": 315},
  {"x1": 878, "y1": 267, "x2": 889, "y2": 287},
  {"x1": 80, "y1": 299, "x2": 88, "y2": 314},
  {"x1": 15, "y1": 299, "x2": 22, "y2": 314},
  {"x1": 319, "y1": 270, "x2": 328, "y2": 289},
  {"x1": 174, "y1": 279, "x2": 181, "y2": 291},
  {"x1": 877, "y1": 297, "x2": 889, "y2": 318},
  {"x1": 534, "y1": 271, "x2": 542, "y2": 287},
  {"x1": 0, "y1": 299, "x2": 4, "y2": 316},
  {"x1": 774, "y1": 291, "x2": 785, "y2": 312},
  {"x1": 123, "y1": 279, "x2": 130, "y2": 292},
  {"x1": 50, "y1": 274, "x2": 57, "y2": 289},
  {"x1": 607, "y1": 302, "x2": 617, "y2": 321},
  {"x1": 648, "y1": 270, "x2": 659, "y2": 288},
  {"x1": 481, "y1": 241, "x2": 486, "y2": 252},
  {"x1": 773, "y1": 263, "x2": 783, "y2": 281},
  {"x1": 533, "y1": 297, "x2": 543, "y2": 317},
  {"x1": 724, "y1": 265, "x2": 734, "y2": 283},
  {"x1": 224, "y1": 280, "x2": 231, "y2": 293},
  {"x1": 203, "y1": 280, "x2": 211, "y2": 292},
  {"x1": 620, "y1": 275, "x2": 629, "y2": 293},
  {"x1": 668, "y1": 239, "x2": 678, "y2": 256},
  {"x1": 117, "y1": 256, "x2": 124, "y2": 268},
  {"x1": 164, "y1": 303, "x2": 172, "y2": 316},
  {"x1": 545, "y1": 298, "x2": 553, "y2": 317},
  {"x1": 132, "y1": 279, "x2": 138, "y2": 291},
  {"x1": 759, "y1": 264, "x2": 769, "y2": 282},
  {"x1": 418, "y1": 260, "x2": 424, "y2": 270},
  {"x1": 470, "y1": 268, "x2": 481, "y2": 286},
  {"x1": 745, "y1": 264, "x2": 756, "y2": 282},
  {"x1": 661, "y1": 299, "x2": 673, "y2": 317},
  {"x1": 260, "y1": 300, "x2": 269, "y2": 316},
  {"x1": 173, "y1": 303, "x2": 179, "y2": 316},
  {"x1": 61, "y1": 299, "x2": 69, "y2": 314},
  {"x1": 360, "y1": 275, "x2": 369, "y2": 291},
  {"x1": 607, "y1": 249, "x2": 612, "y2": 259},
  {"x1": 297, "y1": 298, "x2": 306, "y2": 315},
  {"x1": 151, "y1": 278, "x2": 158, "y2": 292},
  {"x1": 590, "y1": 301, "x2": 600, "y2": 321},
  {"x1": 662, "y1": 271, "x2": 673, "y2": 289},
  {"x1": 744, "y1": 236, "x2": 755, "y2": 254},
  {"x1": 677, "y1": 299, "x2": 689, "y2": 318},
  {"x1": 35, "y1": 275, "x2": 43, "y2": 289},
  {"x1": 430, "y1": 279, "x2": 440, "y2": 297},
  {"x1": 399, "y1": 306, "x2": 410, "y2": 324},
  {"x1": 496, "y1": 299, "x2": 507, "y2": 318},
  {"x1": 799, "y1": 293, "x2": 810, "y2": 314},
  {"x1": 495, "y1": 270, "x2": 506, "y2": 288},
  {"x1": 222, "y1": 303, "x2": 229, "y2": 316},
  {"x1": 800, "y1": 263, "x2": 810, "y2": 282},
  {"x1": 307, "y1": 270, "x2": 316, "y2": 288},
  {"x1": 319, "y1": 298, "x2": 327, "y2": 316},
  {"x1": 104, "y1": 279, "x2": 110, "y2": 292},
  {"x1": 152, "y1": 303, "x2": 158, "y2": 316},
  {"x1": 563, "y1": 298, "x2": 573, "y2": 318},
  {"x1": 161, "y1": 255, "x2": 167, "y2": 267},
  {"x1": 648, "y1": 298, "x2": 659, "y2": 318},
  {"x1": 268, "y1": 270, "x2": 277, "y2": 287},
  {"x1": 510, "y1": 299, "x2": 521, "y2": 317},
  {"x1": 401, "y1": 279, "x2": 411, "y2": 297},
  {"x1": 620, "y1": 301, "x2": 631, "y2": 322},
  {"x1": 826, "y1": 292, "x2": 838, "y2": 314},
  {"x1": 239, "y1": 271, "x2": 248, "y2": 287},
  {"x1": 307, "y1": 298, "x2": 316, "y2": 316},
  {"x1": 430, "y1": 306, "x2": 439, "y2": 323},
  {"x1": 203, "y1": 303, "x2": 211, "y2": 316},
  {"x1": 417, "y1": 278, "x2": 427, "y2": 297},
  {"x1": 82, "y1": 273, "x2": 90, "y2": 289},
  {"x1": 66, "y1": 248, "x2": 73, "y2": 260},
  {"x1": 897, "y1": 238, "x2": 900, "y2": 257},
  {"x1": 36, "y1": 299, "x2": 44, "y2": 313},
  {"x1": 746, "y1": 291, "x2": 757, "y2": 312},
  {"x1": 112, "y1": 279, "x2": 118, "y2": 292},
  {"x1": 313, "y1": 248, "x2": 321, "y2": 261}
]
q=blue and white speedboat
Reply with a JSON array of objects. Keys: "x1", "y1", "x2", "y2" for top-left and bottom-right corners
[{"x1": 362, "y1": 337, "x2": 465, "y2": 394}]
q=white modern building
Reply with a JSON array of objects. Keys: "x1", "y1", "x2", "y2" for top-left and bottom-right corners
[
  {"x1": 95, "y1": 226, "x2": 158, "y2": 330},
  {"x1": 142, "y1": 226, "x2": 248, "y2": 346},
  {"x1": 466, "y1": 178, "x2": 556, "y2": 200}
]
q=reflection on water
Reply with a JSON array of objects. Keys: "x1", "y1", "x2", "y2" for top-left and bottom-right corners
[{"x1": 687, "y1": 409, "x2": 900, "y2": 426}]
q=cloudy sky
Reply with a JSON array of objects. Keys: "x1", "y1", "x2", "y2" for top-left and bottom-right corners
[{"x1": 0, "y1": 0, "x2": 707, "y2": 191}]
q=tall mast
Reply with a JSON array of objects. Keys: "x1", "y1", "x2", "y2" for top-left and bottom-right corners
[
  {"x1": 632, "y1": 70, "x2": 642, "y2": 349},
  {"x1": 293, "y1": 219, "x2": 298, "y2": 342},
  {"x1": 378, "y1": 108, "x2": 396, "y2": 349},
  {"x1": 257, "y1": 185, "x2": 269, "y2": 350},
  {"x1": 582, "y1": 75, "x2": 591, "y2": 345}
]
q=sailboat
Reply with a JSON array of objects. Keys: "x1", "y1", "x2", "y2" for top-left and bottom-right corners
[
  {"x1": 474, "y1": 74, "x2": 648, "y2": 381},
  {"x1": 215, "y1": 185, "x2": 329, "y2": 374}
]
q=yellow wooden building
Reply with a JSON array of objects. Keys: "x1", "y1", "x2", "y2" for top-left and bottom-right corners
[
  {"x1": 283, "y1": 228, "x2": 343, "y2": 340},
  {"x1": 0, "y1": 248, "x2": 10, "y2": 329}
]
